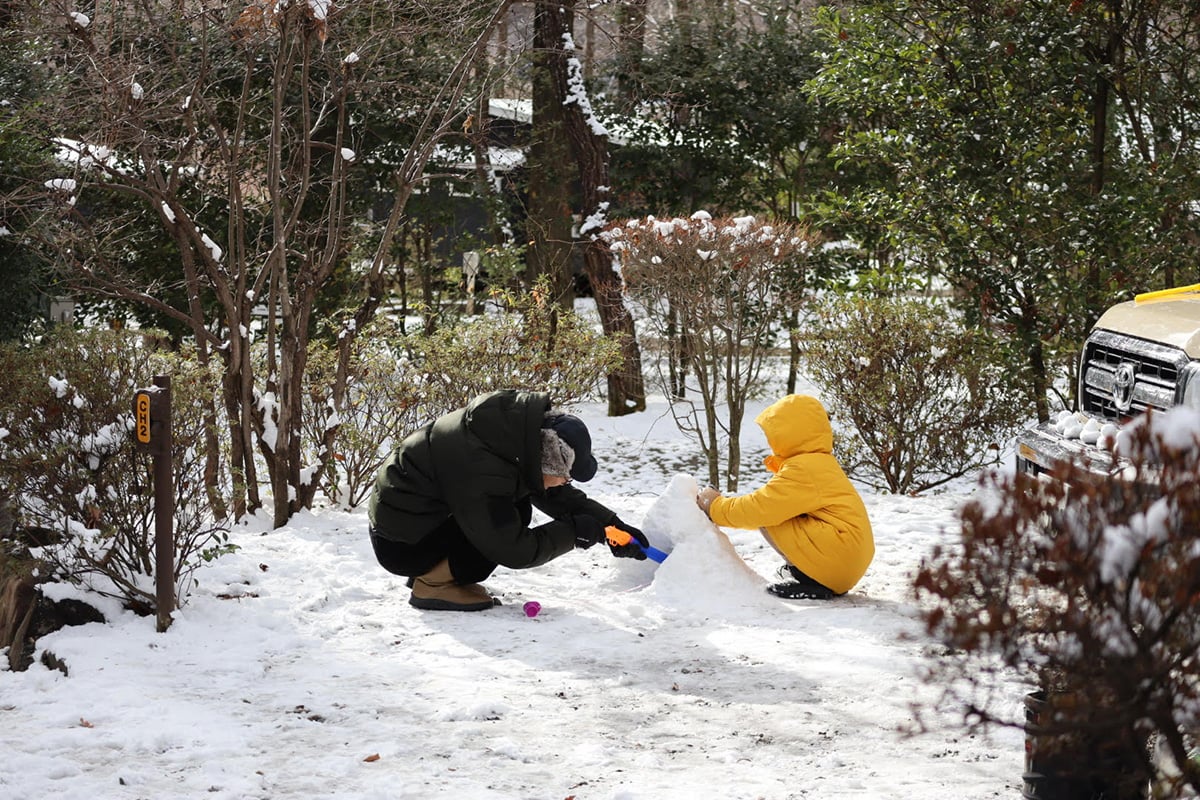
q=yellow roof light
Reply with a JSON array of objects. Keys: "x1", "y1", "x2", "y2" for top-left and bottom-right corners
[{"x1": 1135, "y1": 283, "x2": 1200, "y2": 303}]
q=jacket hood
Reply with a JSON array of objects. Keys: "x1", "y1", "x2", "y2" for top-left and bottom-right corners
[
  {"x1": 755, "y1": 395, "x2": 833, "y2": 462},
  {"x1": 462, "y1": 390, "x2": 550, "y2": 488}
]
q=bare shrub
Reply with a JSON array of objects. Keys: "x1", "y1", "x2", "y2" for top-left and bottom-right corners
[
  {"x1": 415, "y1": 279, "x2": 625, "y2": 413},
  {"x1": 295, "y1": 281, "x2": 624, "y2": 510},
  {"x1": 301, "y1": 320, "x2": 434, "y2": 509},
  {"x1": 604, "y1": 213, "x2": 815, "y2": 490},
  {"x1": 803, "y1": 293, "x2": 1028, "y2": 494}
]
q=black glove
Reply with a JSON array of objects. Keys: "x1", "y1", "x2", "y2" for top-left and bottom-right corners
[
  {"x1": 572, "y1": 514, "x2": 607, "y2": 549},
  {"x1": 608, "y1": 516, "x2": 649, "y2": 560}
]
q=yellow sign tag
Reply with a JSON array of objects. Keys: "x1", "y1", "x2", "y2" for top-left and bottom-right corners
[{"x1": 135, "y1": 392, "x2": 152, "y2": 444}]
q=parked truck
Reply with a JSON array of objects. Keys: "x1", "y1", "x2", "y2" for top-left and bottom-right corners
[{"x1": 1015, "y1": 285, "x2": 1200, "y2": 478}]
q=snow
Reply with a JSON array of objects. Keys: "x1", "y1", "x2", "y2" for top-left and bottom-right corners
[
  {"x1": 201, "y1": 233, "x2": 223, "y2": 263},
  {"x1": 307, "y1": 0, "x2": 329, "y2": 21},
  {"x1": 488, "y1": 98, "x2": 532, "y2": 125},
  {"x1": 428, "y1": 143, "x2": 526, "y2": 174},
  {"x1": 1051, "y1": 408, "x2": 1120, "y2": 450},
  {"x1": 578, "y1": 202, "x2": 610, "y2": 237},
  {"x1": 44, "y1": 178, "x2": 77, "y2": 194},
  {"x1": 0, "y1": 396, "x2": 1027, "y2": 798},
  {"x1": 561, "y1": 33, "x2": 608, "y2": 138},
  {"x1": 257, "y1": 391, "x2": 279, "y2": 452}
]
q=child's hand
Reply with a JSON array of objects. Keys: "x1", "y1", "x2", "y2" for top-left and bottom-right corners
[{"x1": 696, "y1": 486, "x2": 721, "y2": 516}]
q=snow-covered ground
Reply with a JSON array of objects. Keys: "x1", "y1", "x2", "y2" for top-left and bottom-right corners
[{"x1": 0, "y1": 395, "x2": 1026, "y2": 800}]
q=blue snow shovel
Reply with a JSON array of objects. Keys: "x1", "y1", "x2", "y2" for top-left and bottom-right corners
[{"x1": 605, "y1": 526, "x2": 668, "y2": 563}]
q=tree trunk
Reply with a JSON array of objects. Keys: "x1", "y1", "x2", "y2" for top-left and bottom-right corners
[
  {"x1": 1019, "y1": 290, "x2": 1052, "y2": 423},
  {"x1": 726, "y1": 403, "x2": 742, "y2": 493},
  {"x1": 542, "y1": 0, "x2": 646, "y2": 415},
  {"x1": 528, "y1": 1, "x2": 576, "y2": 306},
  {"x1": 786, "y1": 309, "x2": 801, "y2": 396},
  {"x1": 668, "y1": 301, "x2": 683, "y2": 400},
  {"x1": 224, "y1": 338, "x2": 260, "y2": 517}
]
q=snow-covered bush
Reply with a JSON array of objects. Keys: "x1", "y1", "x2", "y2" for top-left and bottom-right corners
[
  {"x1": 802, "y1": 293, "x2": 1028, "y2": 494},
  {"x1": 916, "y1": 407, "x2": 1200, "y2": 797},
  {"x1": 0, "y1": 328, "x2": 231, "y2": 612}
]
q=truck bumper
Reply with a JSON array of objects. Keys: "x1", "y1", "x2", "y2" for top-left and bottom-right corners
[{"x1": 1015, "y1": 422, "x2": 1119, "y2": 477}]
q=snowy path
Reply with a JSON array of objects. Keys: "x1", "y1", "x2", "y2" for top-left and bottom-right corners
[{"x1": 0, "y1": 402, "x2": 1026, "y2": 799}]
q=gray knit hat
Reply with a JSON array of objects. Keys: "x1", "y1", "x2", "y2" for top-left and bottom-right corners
[{"x1": 540, "y1": 429, "x2": 576, "y2": 479}]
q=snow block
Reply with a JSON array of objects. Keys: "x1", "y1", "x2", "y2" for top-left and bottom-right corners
[{"x1": 613, "y1": 474, "x2": 771, "y2": 615}]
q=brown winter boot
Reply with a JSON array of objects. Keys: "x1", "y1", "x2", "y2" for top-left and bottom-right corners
[{"x1": 409, "y1": 560, "x2": 495, "y2": 612}]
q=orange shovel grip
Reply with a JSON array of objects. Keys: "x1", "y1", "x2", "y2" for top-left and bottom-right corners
[{"x1": 605, "y1": 525, "x2": 632, "y2": 546}]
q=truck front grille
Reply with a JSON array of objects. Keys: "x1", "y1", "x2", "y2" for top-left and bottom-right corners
[{"x1": 1080, "y1": 329, "x2": 1190, "y2": 419}]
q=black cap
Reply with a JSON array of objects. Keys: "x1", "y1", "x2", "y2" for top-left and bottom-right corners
[{"x1": 543, "y1": 414, "x2": 597, "y2": 482}]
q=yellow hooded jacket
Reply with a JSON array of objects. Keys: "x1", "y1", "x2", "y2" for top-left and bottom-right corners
[{"x1": 708, "y1": 395, "x2": 874, "y2": 595}]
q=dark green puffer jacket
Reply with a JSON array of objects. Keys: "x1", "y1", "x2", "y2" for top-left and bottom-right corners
[{"x1": 368, "y1": 390, "x2": 616, "y2": 569}]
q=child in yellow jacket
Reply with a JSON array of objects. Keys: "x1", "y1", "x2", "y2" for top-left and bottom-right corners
[{"x1": 696, "y1": 394, "x2": 874, "y2": 599}]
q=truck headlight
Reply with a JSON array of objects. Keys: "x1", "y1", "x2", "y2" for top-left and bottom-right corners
[{"x1": 1178, "y1": 362, "x2": 1200, "y2": 411}]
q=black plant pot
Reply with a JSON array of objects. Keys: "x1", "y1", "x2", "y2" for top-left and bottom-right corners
[{"x1": 1022, "y1": 690, "x2": 1148, "y2": 800}]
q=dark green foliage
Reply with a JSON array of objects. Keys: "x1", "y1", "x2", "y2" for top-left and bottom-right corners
[
  {"x1": 806, "y1": 0, "x2": 1200, "y2": 420},
  {"x1": 608, "y1": 9, "x2": 835, "y2": 219},
  {"x1": 0, "y1": 22, "x2": 54, "y2": 342}
]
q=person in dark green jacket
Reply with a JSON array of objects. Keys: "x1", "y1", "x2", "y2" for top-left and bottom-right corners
[{"x1": 368, "y1": 390, "x2": 649, "y2": 611}]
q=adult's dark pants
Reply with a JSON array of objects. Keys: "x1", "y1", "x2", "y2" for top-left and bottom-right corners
[
  {"x1": 368, "y1": 499, "x2": 532, "y2": 585},
  {"x1": 369, "y1": 518, "x2": 497, "y2": 584}
]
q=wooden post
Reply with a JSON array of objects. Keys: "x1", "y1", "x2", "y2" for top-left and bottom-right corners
[
  {"x1": 463, "y1": 251, "x2": 481, "y2": 315},
  {"x1": 134, "y1": 376, "x2": 175, "y2": 632}
]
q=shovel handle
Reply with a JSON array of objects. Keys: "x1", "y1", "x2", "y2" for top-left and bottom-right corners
[
  {"x1": 605, "y1": 525, "x2": 634, "y2": 546},
  {"x1": 604, "y1": 526, "x2": 668, "y2": 563}
]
